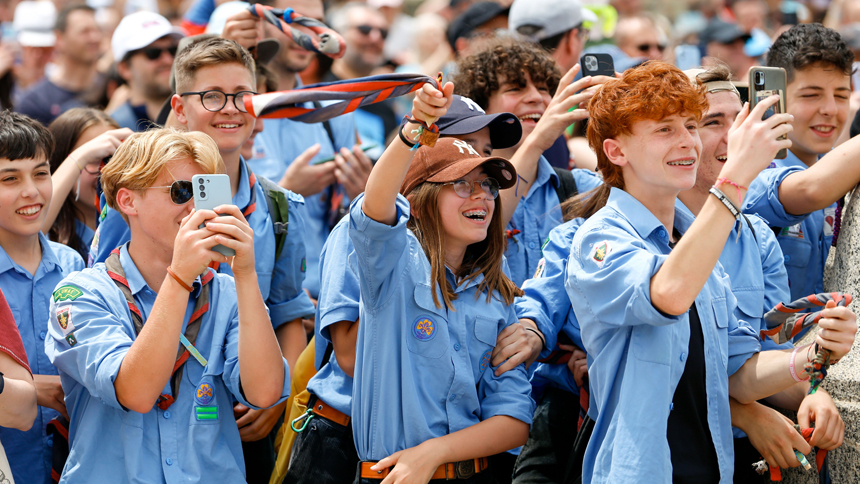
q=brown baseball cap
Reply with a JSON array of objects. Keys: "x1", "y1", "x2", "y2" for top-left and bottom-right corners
[{"x1": 400, "y1": 137, "x2": 517, "y2": 196}]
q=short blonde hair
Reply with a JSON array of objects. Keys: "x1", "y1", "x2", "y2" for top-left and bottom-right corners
[
  {"x1": 101, "y1": 129, "x2": 224, "y2": 221},
  {"x1": 174, "y1": 36, "x2": 256, "y2": 94}
]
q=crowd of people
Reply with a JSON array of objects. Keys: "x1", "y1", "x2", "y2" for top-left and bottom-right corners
[{"x1": 2, "y1": 0, "x2": 860, "y2": 483}]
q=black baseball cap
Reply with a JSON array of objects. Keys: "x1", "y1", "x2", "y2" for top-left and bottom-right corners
[
  {"x1": 437, "y1": 95, "x2": 522, "y2": 150},
  {"x1": 446, "y1": 1, "x2": 509, "y2": 50},
  {"x1": 701, "y1": 19, "x2": 751, "y2": 45}
]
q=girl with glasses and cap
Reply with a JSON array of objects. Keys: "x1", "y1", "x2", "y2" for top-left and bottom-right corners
[{"x1": 347, "y1": 81, "x2": 534, "y2": 484}]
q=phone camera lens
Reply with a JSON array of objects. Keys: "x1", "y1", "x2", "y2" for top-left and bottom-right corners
[
  {"x1": 199, "y1": 184, "x2": 205, "y2": 190},
  {"x1": 754, "y1": 72, "x2": 765, "y2": 86},
  {"x1": 200, "y1": 191, "x2": 206, "y2": 198}
]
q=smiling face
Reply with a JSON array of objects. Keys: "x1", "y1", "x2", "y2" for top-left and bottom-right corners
[
  {"x1": 486, "y1": 72, "x2": 551, "y2": 147},
  {"x1": 785, "y1": 64, "x2": 851, "y2": 165},
  {"x1": 0, "y1": 156, "x2": 52, "y2": 241},
  {"x1": 695, "y1": 90, "x2": 742, "y2": 193},
  {"x1": 437, "y1": 166, "x2": 496, "y2": 253},
  {"x1": 173, "y1": 63, "x2": 256, "y2": 158},
  {"x1": 608, "y1": 114, "x2": 702, "y2": 202}
]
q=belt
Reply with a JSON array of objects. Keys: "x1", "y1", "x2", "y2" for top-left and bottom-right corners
[
  {"x1": 310, "y1": 396, "x2": 350, "y2": 427},
  {"x1": 360, "y1": 457, "x2": 489, "y2": 480}
]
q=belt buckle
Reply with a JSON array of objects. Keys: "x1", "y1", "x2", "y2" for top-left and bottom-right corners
[{"x1": 455, "y1": 459, "x2": 475, "y2": 479}]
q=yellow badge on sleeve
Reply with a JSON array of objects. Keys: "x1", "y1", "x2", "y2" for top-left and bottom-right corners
[
  {"x1": 56, "y1": 306, "x2": 74, "y2": 335},
  {"x1": 592, "y1": 241, "x2": 611, "y2": 268}
]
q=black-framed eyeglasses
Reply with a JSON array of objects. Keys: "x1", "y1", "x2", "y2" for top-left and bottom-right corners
[
  {"x1": 133, "y1": 45, "x2": 178, "y2": 61},
  {"x1": 441, "y1": 178, "x2": 500, "y2": 200},
  {"x1": 146, "y1": 180, "x2": 194, "y2": 205},
  {"x1": 354, "y1": 24, "x2": 388, "y2": 39},
  {"x1": 179, "y1": 90, "x2": 257, "y2": 113},
  {"x1": 637, "y1": 43, "x2": 666, "y2": 53}
]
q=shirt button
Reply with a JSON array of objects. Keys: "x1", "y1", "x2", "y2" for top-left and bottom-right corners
[
  {"x1": 166, "y1": 458, "x2": 173, "y2": 466},
  {"x1": 658, "y1": 228, "x2": 667, "y2": 238},
  {"x1": 454, "y1": 343, "x2": 461, "y2": 351},
  {"x1": 528, "y1": 242, "x2": 537, "y2": 249},
  {"x1": 39, "y1": 331, "x2": 46, "y2": 340},
  {"x1": 163, "y1": 411, "x2": 171, "y2": 419},
  {"x1": 784, "y1": 255, "x2": 791, "y2": 262},
  {"x1": 680, "y1": 352, "x2": 687, "y2": 362}
]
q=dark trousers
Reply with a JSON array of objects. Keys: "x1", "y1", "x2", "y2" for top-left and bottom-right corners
[
  {"x1": 512, "y1": 387, "x2": 580, "y2": 484},
  {"x1": 243, "y1": 413, "x2": 283, "y2": 484},
  {"x1": 284, "y1": 410, "x2": 359, "y2": 484}
]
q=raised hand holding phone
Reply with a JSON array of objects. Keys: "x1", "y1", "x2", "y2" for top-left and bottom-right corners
[{"x1": 193, "y1": 174, "x2": 236, "y2": 257}]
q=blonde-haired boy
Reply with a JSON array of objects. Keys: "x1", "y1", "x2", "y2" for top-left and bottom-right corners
[{"x1": 46, "y1": 128, "x2": 290, "y2": 483}]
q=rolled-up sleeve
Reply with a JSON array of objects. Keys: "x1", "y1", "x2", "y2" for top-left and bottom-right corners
[
  {"x1": 318, "y1": 221, "x2": 361, "y2": 341},
  {"x1": 267, "y1": 193, "x2": 316, "y2": 327},
  {"x1": 743, "y1": 167, "x2": 807, "y2": 228},
  {"x1": 477, "y1": 362, "x2": 535, "y2": 425},
  {"x1": 721, "y1": 281, "x2": 762, "y2": 376}
]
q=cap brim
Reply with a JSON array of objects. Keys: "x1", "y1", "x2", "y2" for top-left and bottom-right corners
[
  {"x1": 425, "y1": 155, "x2": 517, "y2": 190},
  {"x1": 253, "y1": 38, "x2": 281, "y2": 65},
  {"x1": 18, "y1": 31, "x2": 55, "y2": 47},
  {"x1": 439, "y1": 112, "x2": 522, "y2": 150}
]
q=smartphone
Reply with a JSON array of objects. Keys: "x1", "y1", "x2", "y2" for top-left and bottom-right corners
[
  {"x1": 192, "y1": 174, "x2": 236, "y2": 257},
  {"x1": 312, "y1": 142, "x2": 379, "y2": 165},
  {"x1": 580, "y1": 53, "x2": 615, "y2": 78},
  {"x1": 748, "y1": 66, "x2": 788, "y2": 159}
]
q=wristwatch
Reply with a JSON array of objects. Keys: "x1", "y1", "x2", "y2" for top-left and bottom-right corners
[{"x1": 0, "y1": 371, "x2": 5, "y2": 395}]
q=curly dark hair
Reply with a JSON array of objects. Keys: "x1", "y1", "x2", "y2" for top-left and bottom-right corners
[
  {"x1": 767, "y1": 23, "x2": 854, "y2": 83},
  {"x1": 452, "y1": 36, "x2": 561, "y2": 110}
]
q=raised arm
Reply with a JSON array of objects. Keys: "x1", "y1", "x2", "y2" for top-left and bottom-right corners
[
  {"x1": 362, "y1": 82, "x2": 454, "y2": 225},
  {"x1": 651, "y1": 97, "x2": 793, "y2": 315},
  {"x1": 777, "y1": 133, "x2": 860, "y2": 215}
]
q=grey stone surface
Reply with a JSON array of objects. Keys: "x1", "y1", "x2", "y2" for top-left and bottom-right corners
[{"x1": 782, "y1": 188, "x2": 860, "y2": 483}]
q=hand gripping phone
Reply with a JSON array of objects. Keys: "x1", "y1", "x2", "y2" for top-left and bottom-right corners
[
  {"x1": 748, "y1": 66, "x2": 788, "y2": 159},
  {"x1": 192, "y1": 174, "x2": 236, "y2": 257},
  {"x1": 580, "y1": 53, "x2": 615, "y2": 78}
]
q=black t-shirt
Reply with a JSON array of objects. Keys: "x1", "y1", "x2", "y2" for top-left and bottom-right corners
[{"x1": 666, "y1": 303, "x2": 721, "y2": 483}]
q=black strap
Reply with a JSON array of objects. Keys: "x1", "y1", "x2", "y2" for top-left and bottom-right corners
[
  {"x1": 552, "y1": 167, "x2": 579, "y2": 204},
  {"x1": 741, "y1": 213, "x2": 757, "y2": 242},
  {"x1": 319, "y1": 341, "x2": 334, "y2": 371}
]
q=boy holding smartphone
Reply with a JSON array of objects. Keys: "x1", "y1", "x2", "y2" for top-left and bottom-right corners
[{"x1": 46, "y1": 128, "x2": 290, "y2": 483}]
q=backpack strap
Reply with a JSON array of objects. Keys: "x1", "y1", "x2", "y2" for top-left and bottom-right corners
[
  {"x1": 256, "y1": 175, "x2": 290, "y2": 261},
  {"x1": 552, "y1": 167, "x2": 579, "y2": 204}
]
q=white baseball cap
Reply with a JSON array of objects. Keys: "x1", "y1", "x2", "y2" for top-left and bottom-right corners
[
  {"x1": 509, "y1": 0, "x2": 597, "y2": 41},
  {"x1": 13, "y1": 1, "x2": 57, "y2": 47},
  {"x1": 111, "y1": 11, "x2": 183, "y2": 61}
]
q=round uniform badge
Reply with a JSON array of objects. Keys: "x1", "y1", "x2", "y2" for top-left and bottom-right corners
[
  {"x1": 412, "y1": 315, "x2": 436, "y2": 341},
  {"x1": 195, "y1": 381, "x2": 214, "y2": 405}
]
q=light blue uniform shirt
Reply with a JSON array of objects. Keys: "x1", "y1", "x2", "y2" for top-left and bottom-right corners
[
  {"x1": 505, "y1": 156, "x2": 602, "y2": 286},
  {"x1": 0, "y1": 234, "x2": 83, "y2": 484},
  {"x1": 743, "y1": 151, "x2": 835, "y2": 302},
  {"x1": 74, "y1": 219, "x2": 94, "y2": 262},
  {"x1": 348, "y1": 194, "x2": 534, "y2": 461},
  {"x1": 44, "y1": 245, "x2": 290, "y2": 483},
  {"x1": 250, "y1": 87, "x2": 357, "y2": 299},
  {"x1": 567, "y1": 188, "x2": 760, "y2": 484},
  {"x1": 89, "y1": 160, "x2": 314, "y2": 327},
  {"x1": 305, "y1": 216, "x2": 358, "y2": 416}
]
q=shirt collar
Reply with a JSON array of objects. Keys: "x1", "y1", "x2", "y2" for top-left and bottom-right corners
[
  {"x1": 535, "y1": 156, "x2": 558, "y2": 192},
  {"x1": 0, "y1": 232, "x2": 60, "y2": 276},
  {"x1": 605, "y1": 187, "x2": 666, "y2": 239},
  {"x1": 445, "y1": 265, "x2": 487, "y2": 293}
]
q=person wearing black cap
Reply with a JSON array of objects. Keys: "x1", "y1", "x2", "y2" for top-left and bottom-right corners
[
  {"x1": 701, "y1": 18, "x2": 756, "y2": 80},
  {"x1": 446, "y1": 1, "x2": 509, "y2": 58}
]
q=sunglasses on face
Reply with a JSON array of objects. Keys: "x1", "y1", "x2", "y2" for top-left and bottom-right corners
[
  {"x1": 179, "y1": 90, "x2": 257, "y2": 113},
  {"x1": 134, "y1": 45, "x2": 179, "y2": 61},
  {"x1": 146, "y1": 180, "x2": 194, "y2": 205},
  {"x1": 354, "y1": 24, "x2": 388, "y2": 39},
  {"x1": 637, "y1": 43, "x2": 666, "y2": 53},
  {"x1": 441, "y1": 178, "x2": 500, "y2": 200}
]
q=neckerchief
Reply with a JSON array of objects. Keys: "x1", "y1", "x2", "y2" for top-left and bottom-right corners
[
  {"x1": 105, "y1": 246, "x2": 214, "y2": 410},
  {"x1": 247, "y1": 4, "x2": 345, "y2": 58}
]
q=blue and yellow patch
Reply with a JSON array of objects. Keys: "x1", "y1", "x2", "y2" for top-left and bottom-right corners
[
  {"x1": 412, "y1": 315, "x2": 436, "y2": 341},
  {"x1": 479, "y1": 349, "x2": 492, "y2": 372},
  {"x1": 195, "y1": 381, "x2": 214, "y2": 405}
]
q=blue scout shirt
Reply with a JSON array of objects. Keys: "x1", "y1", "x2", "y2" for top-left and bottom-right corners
[
  {"x1": 348, "y1": 193, "x2": 535, "y2": 462},
  {"x1": 505, "y1": 156, "x2": 602, "y2": 286},
  {"x1": 89, "y1": 160, "x2": 314, "y2": 327},
  {"x1": 743, "y1": 151, "x2": 835, "y2": 302},
  {"x1": 74, "y1": 220, "x2": 94, "y2": 262},
  {"x1": 306, "y1": 216, "x2": 357, "y2": 416},
  {"x1": 250, "y1": 87, "x2": 357, "y2": 299},
  {"x1": 45, "y1": 245, "x2": 291, "y2": 484},
  {"x1": 0, "y1": 234, "x2": 83, "y2": 484},
  {"x1": 567, "y1": 188, "x2": 760, "y2": 484}
]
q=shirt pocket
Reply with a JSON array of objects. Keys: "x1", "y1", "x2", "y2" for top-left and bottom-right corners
[
  {"x1": 631, "y1": 325, "x2": 672, "y2": 366},
  {"x1": 710, "y1": 297, "x2": 729, "y2": 364},
  {"x1": 778, "y1": 231, "x2": 812, "y2": 268},
  {"x1": 406, "y1": 284, "x2": 449, "y2": 359},
  {"x1": 184, "y1": 346, "x2": 226, "y2": 426},
  {"x1": 733, "y1": 288, "x2": 764, "y2": 327}
]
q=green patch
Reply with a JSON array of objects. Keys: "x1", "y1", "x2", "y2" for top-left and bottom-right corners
[
  {"x1": 300, "y1": 258, "x2": 306, "y2": 273},
  {"x1": 53, "y1": 285, "x2": 83, "y2": 302},
  {"x1": 65, "y1": 332, "x2": 77, "y2": 347},
  {"x1": 195, "y1": 405, "x2": 219, "y2": 420}
]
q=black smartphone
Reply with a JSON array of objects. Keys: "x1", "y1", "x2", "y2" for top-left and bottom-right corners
[
  {"x1": 580, "y1": 53, "x2": 615, "y2": 78},
  {"x1": 748, "y1": 66, "x2": 788, "y2": 159}
]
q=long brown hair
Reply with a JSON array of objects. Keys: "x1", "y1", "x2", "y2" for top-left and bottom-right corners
[
  {"x1": 564, "y1": 61, "x2": 708, "y2": 221},
  {"x1": 48, "y1": 108, "x2": 120, "y2": 260},
  {"x1": 407, "y1": 181, "x2": 523, "y2": 310}
]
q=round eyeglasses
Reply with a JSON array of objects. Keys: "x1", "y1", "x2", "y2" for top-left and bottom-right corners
[
  {"x1": 146, "y1": 180, "x2": 194, "y2": 205},
  {"x1": 179, "y1": 90, "x2": 257, "y2": 113},
  {"x1": 440, "y1": 178, "x2": 500, "y2": 200}
]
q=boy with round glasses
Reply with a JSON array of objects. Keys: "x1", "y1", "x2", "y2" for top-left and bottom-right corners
[{"x1": 46, "y1": 128, "x2": 290, "y2": 483}]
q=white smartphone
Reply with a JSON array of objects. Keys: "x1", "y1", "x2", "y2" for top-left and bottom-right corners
[{"x1": 192, "y1": 174, "x2": 236, "y2": 257}]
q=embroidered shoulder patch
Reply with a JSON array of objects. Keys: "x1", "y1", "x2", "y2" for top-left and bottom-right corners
[
  {"x1": 301, "y1": 257, "x2": 306, "y2": 273},
  {"x1": 479, "y1": 349, "x2": 492, "y2": 372},
  {"x1": 413, "y1": 316, "x2": 436, "y2": 341},
  {"x1": 56, "y1": 306, "x2": 74, "y2": 335},
  {"x1": 591, "y1": 241, "x2": 612, "y2": 268},
  {"x1": 778, "y1": 224, "x2": 804, "y2": 239},
  {"x1": 823, "y1": 207, "x2": 837, "y2": 238},
  {"x1": 65, "y1": 332, "x2": 77, "y2": 347},
  {"x1": 532, "y1": 257, "x2": 546, "y2": 279},
  {"x1": 53, "y1": 285, "x2": 83, "y2": 302},
  {"x1": 195, "y1": 381, "x2": 214, "y2": 405}
]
